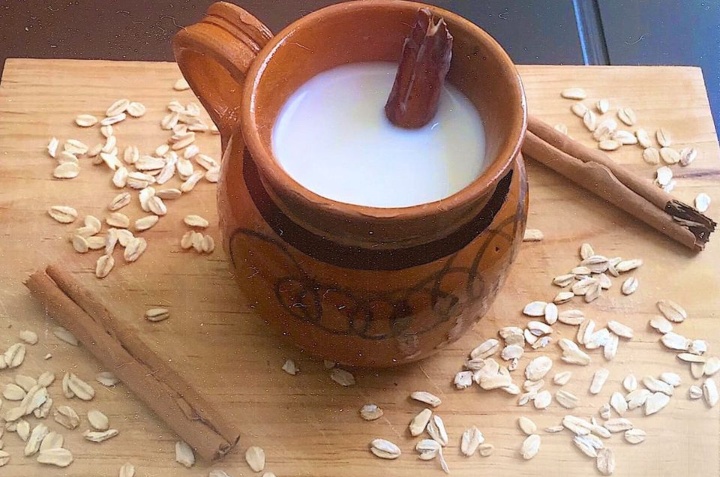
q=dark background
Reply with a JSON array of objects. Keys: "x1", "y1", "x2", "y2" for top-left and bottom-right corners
[{"x1": 1, "y1": 1, "x2": 718, "y2": 131}]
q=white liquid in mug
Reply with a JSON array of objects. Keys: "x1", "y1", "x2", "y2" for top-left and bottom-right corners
[{"x1": 271, "y1": 62, "x2": 487, "y2": 208}]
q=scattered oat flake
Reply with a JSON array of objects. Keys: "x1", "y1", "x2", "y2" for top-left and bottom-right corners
[
  {"x1": 145, "y1": 308, "x2": 170, "y2": 323},
  {"x1": 96, "y1": 372, "x2": 119, "y2": 387},
  {"x1": 621, "y1": 277, "x2": 638, "y2": 295},
  {"x1": 525, "y1": 356, "x2": 553, "y2": 381},
  {"x1": 202, "y1": 234, "x2": 216, "y2": 253},
  {"x1": 417, "y1": 442, "x2": 444, "y2": 466},
  {"x1": 175, "y1": 440, "x2": 195, "y2": 468},
  {"x1": 523, "y1": 228, "x2": 543, "y2": 242},
  {"x1": 649, "y1": 315, "x2": 673, "y2": 334},
  {"x1": 460, "y1": 426, "x2": 484, "y2": 456},
  {"x1": 559, "y1": 338, "x2": 591, "y2": 365},
  {"x1": 678, "y1": 352, "x2": 706, "y2": 364},
  {"x1": 3, "y1": 343, "x2": 26, "y2": 368},
  {"x1": 679, "y1": 146, "x2": 698, "y2": 166},
  {"x1": 127, "y1": 101, "x2": 146, "y2": 117},
  {"x1": 135, "y1": 215, "x2": 160, "y2": 232},
  {"x1": 427, "y1": 414, "x2": 449, "y2": 446},
  {"x1": 590, "y1": 368, "x2": 610, "y2": 395},
  {"x1": 281, "y1": 359, "x2": 298, "y2": 376},
  {"x1": 95, "y1": 254, "x2": 115, "y2": 278},
  {"x1": 523, "y1": 301, "x2": 547, "y2": 317},
  {"x1": 596, "y1": 448, "x2": 615, "y2": 476},
  {"x1": 521, "y1": 434, "x2": 541, "y2": 460},
  {"x1": 617, "y1": 107, "x2": 637, "y2": 126},
  {"x1": 119, "y1": 463, "x2": 136, "y2": 477},
  {"x1": 75, "y1": 113, "x2": 98, "y2": 127},
  {"x1": 553, "y1": 274, "x2": 575, "y2": 288},
  {"x1": 48, "y1": 205, "x2": 78, "y2": 223},
  {"x1": 67, "y1": 373, "x2": 95, "y2": 400},
  {"x1": 657, "y1": 299, "x2": 687, "y2": 323},
  {"x1": 245, "y1": 445, "x2": 266, "y2": 471},
  {"x1": 39, "y1": 431, "x2": 64, "y2": 452},
  {"x1": 107, "y1": 212, "x2": 130, "y2": 228},
  {"x1": 553, "y1": 371, "x2": 572, "y2": 386},
  {"x1": 124, "y1": 237, "x2": 148, "y2": 262},
  {"x1": 359, "y1": 404, "x2": 383, "y2": 421},
  {"x1": 4, "y1": 383, "x2": 25, "y2": 401},
  {"x1": 695, "y1": 193, "x2": 711, "y2": 213},
  {"x1": 607, "y1": 320, "x2": 633, "y2": 339},
  {"x1": 558, "y1": 309, "x2": 585, "y2": 325},
  {"x1": 409, "y1": 409, "x2": 433, "y2": 438},
  {"x1": 704, "y1": 357, "x2": 720, "y2": 376},
  {"x1": 454, "y1": 370, "x2": 473, "y2": 389},
  {"x1": 410, "y1": 391, "x2": 441, "y2": 407},
  {"x1": 184, "y1": 214, "x2": 209, "y2": 228},
  {"x1": 370, "y1": 439, "x2": 401, "y2": 459},
  {"x1": 64, "y1": 138, "x2": 89, "y2": 154},
  {"x1": 37, "y1": 448, "x2": 73, "y2": 467},
  {"x1": 598, "y1": 139, "x2": 620, "y2": 151},
  {"x1": 174, "y1": 78, "x2": 191, "y2": 91},
  {"x1": 53, "y1": 327, "x2": 78, "y2": 346},
  {"x1": 660, "y1": 372, "x2": 681, "y2": 387},
  {"x1": 604, "y1": 417, "x2": 633, "y2": 433},
  {"x1": 703, "y1": 378, "x2": 719, "y2": 407},
  {"x1": 561, "y1": 87, "x2": 587, "y2": 100},
  {"x1": 689, "y1": 385, "x2": 703, "y2": 400},
  {"x1": 624, "y1": 428, "x2": 646, "y2": 445},
  {"x1": 596, "y1": 98, "x2": 609, "y2": 114},
  {"x1": 553, "y1": 291, "x2": 574, "y2": 304},
  {"x1": 470, "y1": 338, "x2": 499, "y2": 359},
  {"x1": 691, "y1": 361, "x2": 705, "y2": 379},
  {"x1": 533, "y1": 390, "x2": 552, "y2": 410},
  {"x1": 18, "y1": 330, "x2": 38, "y2": 345},
  {"x1": 571, "y1": 102, "x2": 588, "y2": 117},
  {"x1": 518, "y1": 416, "x2": 537, "y2": 436},
  {"x1": 573, "y1": 435, "x2": 600, "y2": 458},
  {"x1": 87, "y1": 409, "x2": 109, "y2": 431},
  {"x1": 477, "y1": 443, "x2": 494, "y2": 457},
  {"x1": 644, "y1": 392, "x2": 670, "y2": 415},
  {"x1": 106, "y1": 98, "x2": 130, "y2": 117},
  {"x1": 583, "y1": 109, "x2": 597, "y2": 131},
  {"x1": 656, "y1": 128, "x2": 672, "y2": 147},
  {"x1": 47, "y1": 137, "x2": 60, "y2": 158},
  {"x1": 330, "y1": 368, "x2": 355, "y2": 386}
]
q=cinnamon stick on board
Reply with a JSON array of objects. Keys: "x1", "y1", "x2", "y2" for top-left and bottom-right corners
[
  {"x1": 523, "y1": 115, "x2": 716, "y2": 251},
  {"x1": 385, "y1": 8, "x2": 453, "y2": 128},
  {"x1": 25, "y1": 265, "x2": 241, "y2": 462}
]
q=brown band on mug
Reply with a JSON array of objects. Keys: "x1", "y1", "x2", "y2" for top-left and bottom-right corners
[{"x1": 239, "y1": 150, "x2": 513, "y2": 270}]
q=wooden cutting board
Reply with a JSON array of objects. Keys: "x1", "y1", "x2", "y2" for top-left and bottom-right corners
[{"x1": 0, "y1": 59, "x2": 718, "y2": 476}]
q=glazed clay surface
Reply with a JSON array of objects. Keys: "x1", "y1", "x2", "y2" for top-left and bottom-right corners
[
  {"x1": 218, "y1": 144, "x2": 527, "y2": 366},
  {"x1": 175, "y1": 0, "x2": 528, "y2": 366}
]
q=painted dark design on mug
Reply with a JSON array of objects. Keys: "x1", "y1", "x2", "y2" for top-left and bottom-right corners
[{"x1": 227, "y1": 156, "x2": 527, "y2": 343}]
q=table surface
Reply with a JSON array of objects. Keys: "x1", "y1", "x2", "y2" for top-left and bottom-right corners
[
  {"x1": 1, "y1": 0, "x2": 719, "y2": 131},
  {"x1": 0, "y1": 58, "x2": 718, "y2": 476}
]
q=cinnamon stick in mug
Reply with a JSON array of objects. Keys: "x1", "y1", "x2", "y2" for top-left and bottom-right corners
[{"x1": 385, "y1": 8, "x2": 453, "y2": 128}]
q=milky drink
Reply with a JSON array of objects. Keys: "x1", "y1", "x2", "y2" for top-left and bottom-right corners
[{"x1": 272, "y1": 62, "x2": 487, "y2": 208}]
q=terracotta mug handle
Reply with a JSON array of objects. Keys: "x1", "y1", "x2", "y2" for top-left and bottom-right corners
[{"x1": 172, "y1": 2, "x2": 273, "y2": 146}]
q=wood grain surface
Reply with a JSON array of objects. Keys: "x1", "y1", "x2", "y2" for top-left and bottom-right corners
[{"x1": 0, "y1": 59, "x2": 718, "y2": 476}]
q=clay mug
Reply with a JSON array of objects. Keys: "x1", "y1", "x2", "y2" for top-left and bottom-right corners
[{"x1": 173, "y1": 0, "x2": 527, "y2": 367}]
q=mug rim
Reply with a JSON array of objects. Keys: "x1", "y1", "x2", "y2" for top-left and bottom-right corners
[{"x1": 241, "y1": 0, "x2": 527, "y2": 221}]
